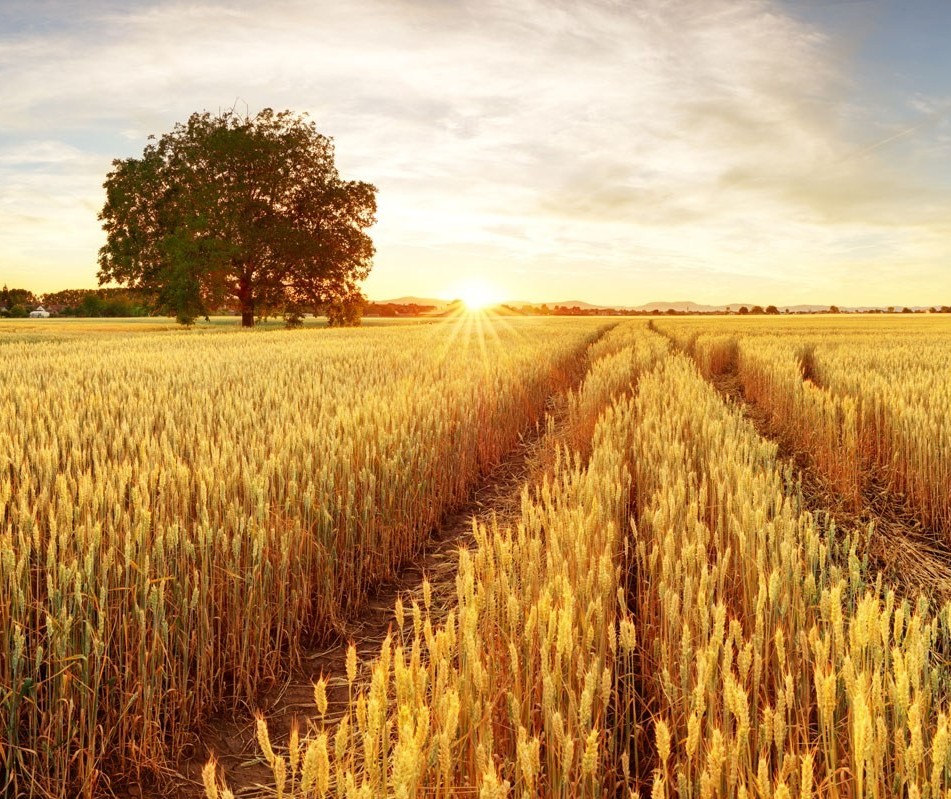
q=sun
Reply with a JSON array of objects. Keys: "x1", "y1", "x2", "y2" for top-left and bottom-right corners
[{"x1": 453, "y1": 278, "x2": 503, "y2": 312}]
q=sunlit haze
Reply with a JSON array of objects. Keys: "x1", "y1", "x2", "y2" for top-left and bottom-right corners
[
  {"x1": 449, "y1": 278, "x2": 504, "y2": 311},
  {"x1": 2, "y1": 0, "x2": 951, "y2": 306}
]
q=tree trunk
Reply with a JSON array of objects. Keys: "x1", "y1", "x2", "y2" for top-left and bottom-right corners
[{"x1": 238, "y1": 274, "x2": 254, "y2": 327}]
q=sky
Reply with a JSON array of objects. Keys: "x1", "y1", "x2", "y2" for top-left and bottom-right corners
[{"x1": 1, "y1": 0, "x2": 949, "y2": 307}]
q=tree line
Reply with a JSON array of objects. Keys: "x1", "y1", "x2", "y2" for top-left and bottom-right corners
[
  {"x1": 0, "y1": 286, "x2": 151, "y2": 318},
  {"x1": 1, "y1": 285, "x2": 372, "y2": 324}
]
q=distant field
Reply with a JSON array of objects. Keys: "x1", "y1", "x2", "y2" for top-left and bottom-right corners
[
  {"x1": 0, "y1": 314, "x2": 434, "y2": 343},
  {"x1": 6, "y1": 315, "x2": 951, "y2": 799}
]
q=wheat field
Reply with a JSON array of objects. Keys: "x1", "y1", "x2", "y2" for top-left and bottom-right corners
[
  {"x1": 0, "y1": 316, "x2": 606, "y2": 797},
  {"x1": 5, "y1": 315, "x2": 951, "y2": 798}
]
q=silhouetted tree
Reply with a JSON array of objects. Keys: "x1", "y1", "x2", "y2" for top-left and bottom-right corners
[
  {"x1": 765, "y1": 305, "x2": 780, "y2": 315},
  {"x1": 98, "y1": 108, "x2": 377, "y2": 326}
]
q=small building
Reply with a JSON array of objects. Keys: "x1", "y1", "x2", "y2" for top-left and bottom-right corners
[{"x1": 28, "y1": 306, "x2": 51, "y2": 318}]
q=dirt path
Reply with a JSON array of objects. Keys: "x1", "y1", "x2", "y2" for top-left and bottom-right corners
[
  {"x1": 706, "y1": 360, "x2": 951, "y2": 603},
  {"x1": 142, "y1": 348, "x2": 594, "y2": 799}
]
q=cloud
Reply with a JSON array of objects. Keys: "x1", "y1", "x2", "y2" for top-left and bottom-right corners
[{"x1": 0, "y1": 0, "x2": 948, "y2": 303}]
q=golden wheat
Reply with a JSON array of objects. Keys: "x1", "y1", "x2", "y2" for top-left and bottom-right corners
[
  {"x1": 232, "y1": 321, "x2": 664, "y2": 798},
  {"x1": 234, "y1": 316, "x2": 951, "y2": 799},
  {"x1": 0, "y1": 316, "x2": 607, "y2": 797}
]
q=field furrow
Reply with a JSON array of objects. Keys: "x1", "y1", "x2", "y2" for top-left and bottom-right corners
[
  {"x1": 169, "y1": 333, "x2": 594, "y2": 797},
  {"x1": 202, "y1": 321, "x2": 668, "y2": 799},
  {"x1": 8, "y1": 314, "x2": 951, "y2": 799},
  {"x1": 629, "y1": 349, "x2": 951, "y2": 797},
  {"x1": 1, "y1": 318, "x2": 608, "y2": 798},
  {"x1": 651, "y1": 319, "x2": 951, "y2": 603}
]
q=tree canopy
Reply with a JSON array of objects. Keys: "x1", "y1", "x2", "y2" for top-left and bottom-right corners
[{"x1": 98, "y1": 108, "x2": 377, "y2": 326}]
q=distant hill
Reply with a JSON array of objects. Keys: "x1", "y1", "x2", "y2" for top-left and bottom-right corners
[
  {"x1": 379, "y1": 297, "x2": 610, "y2": 311},
  {"x1": 376, "y1": 296, "x2": 452, "y2": 309},
  {"x1": 506, "y1": 300, "x2": 773, "y2": 312}
]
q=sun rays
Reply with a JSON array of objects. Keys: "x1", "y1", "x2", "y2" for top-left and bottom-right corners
[{"x1": 424, "y1": 290, "x2": 544, "y2": 372}]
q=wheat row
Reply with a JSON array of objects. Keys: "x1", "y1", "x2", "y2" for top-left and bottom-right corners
[
  {"x1": 632, "y1": 350, "x2": 951, "y2": 797},
  {"x1": 206, "y1": 321, "x2": 668, "y2": 798},
  {"x1": 1, "y1": 317, "x2": 606, "y2": 798},
  {"x1": 657, "y1": 316, "x2": 951, "y2": 534},
  {"x1": 226, "y1": 318, "x2": 951, "y2": 799}
]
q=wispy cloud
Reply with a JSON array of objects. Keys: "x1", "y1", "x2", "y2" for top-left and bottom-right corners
[{"x1": 0, "y1": 0, "x2": 948, "y2": 304}]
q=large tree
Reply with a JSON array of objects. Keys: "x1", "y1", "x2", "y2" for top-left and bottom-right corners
[{"x1": 98, "y1": 108, "x2": 377, "y2": 326}]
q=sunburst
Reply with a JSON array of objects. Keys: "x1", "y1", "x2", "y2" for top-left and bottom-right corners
[{"x1": 451, "y1": 278, "x2": 503, "y2": 312}]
